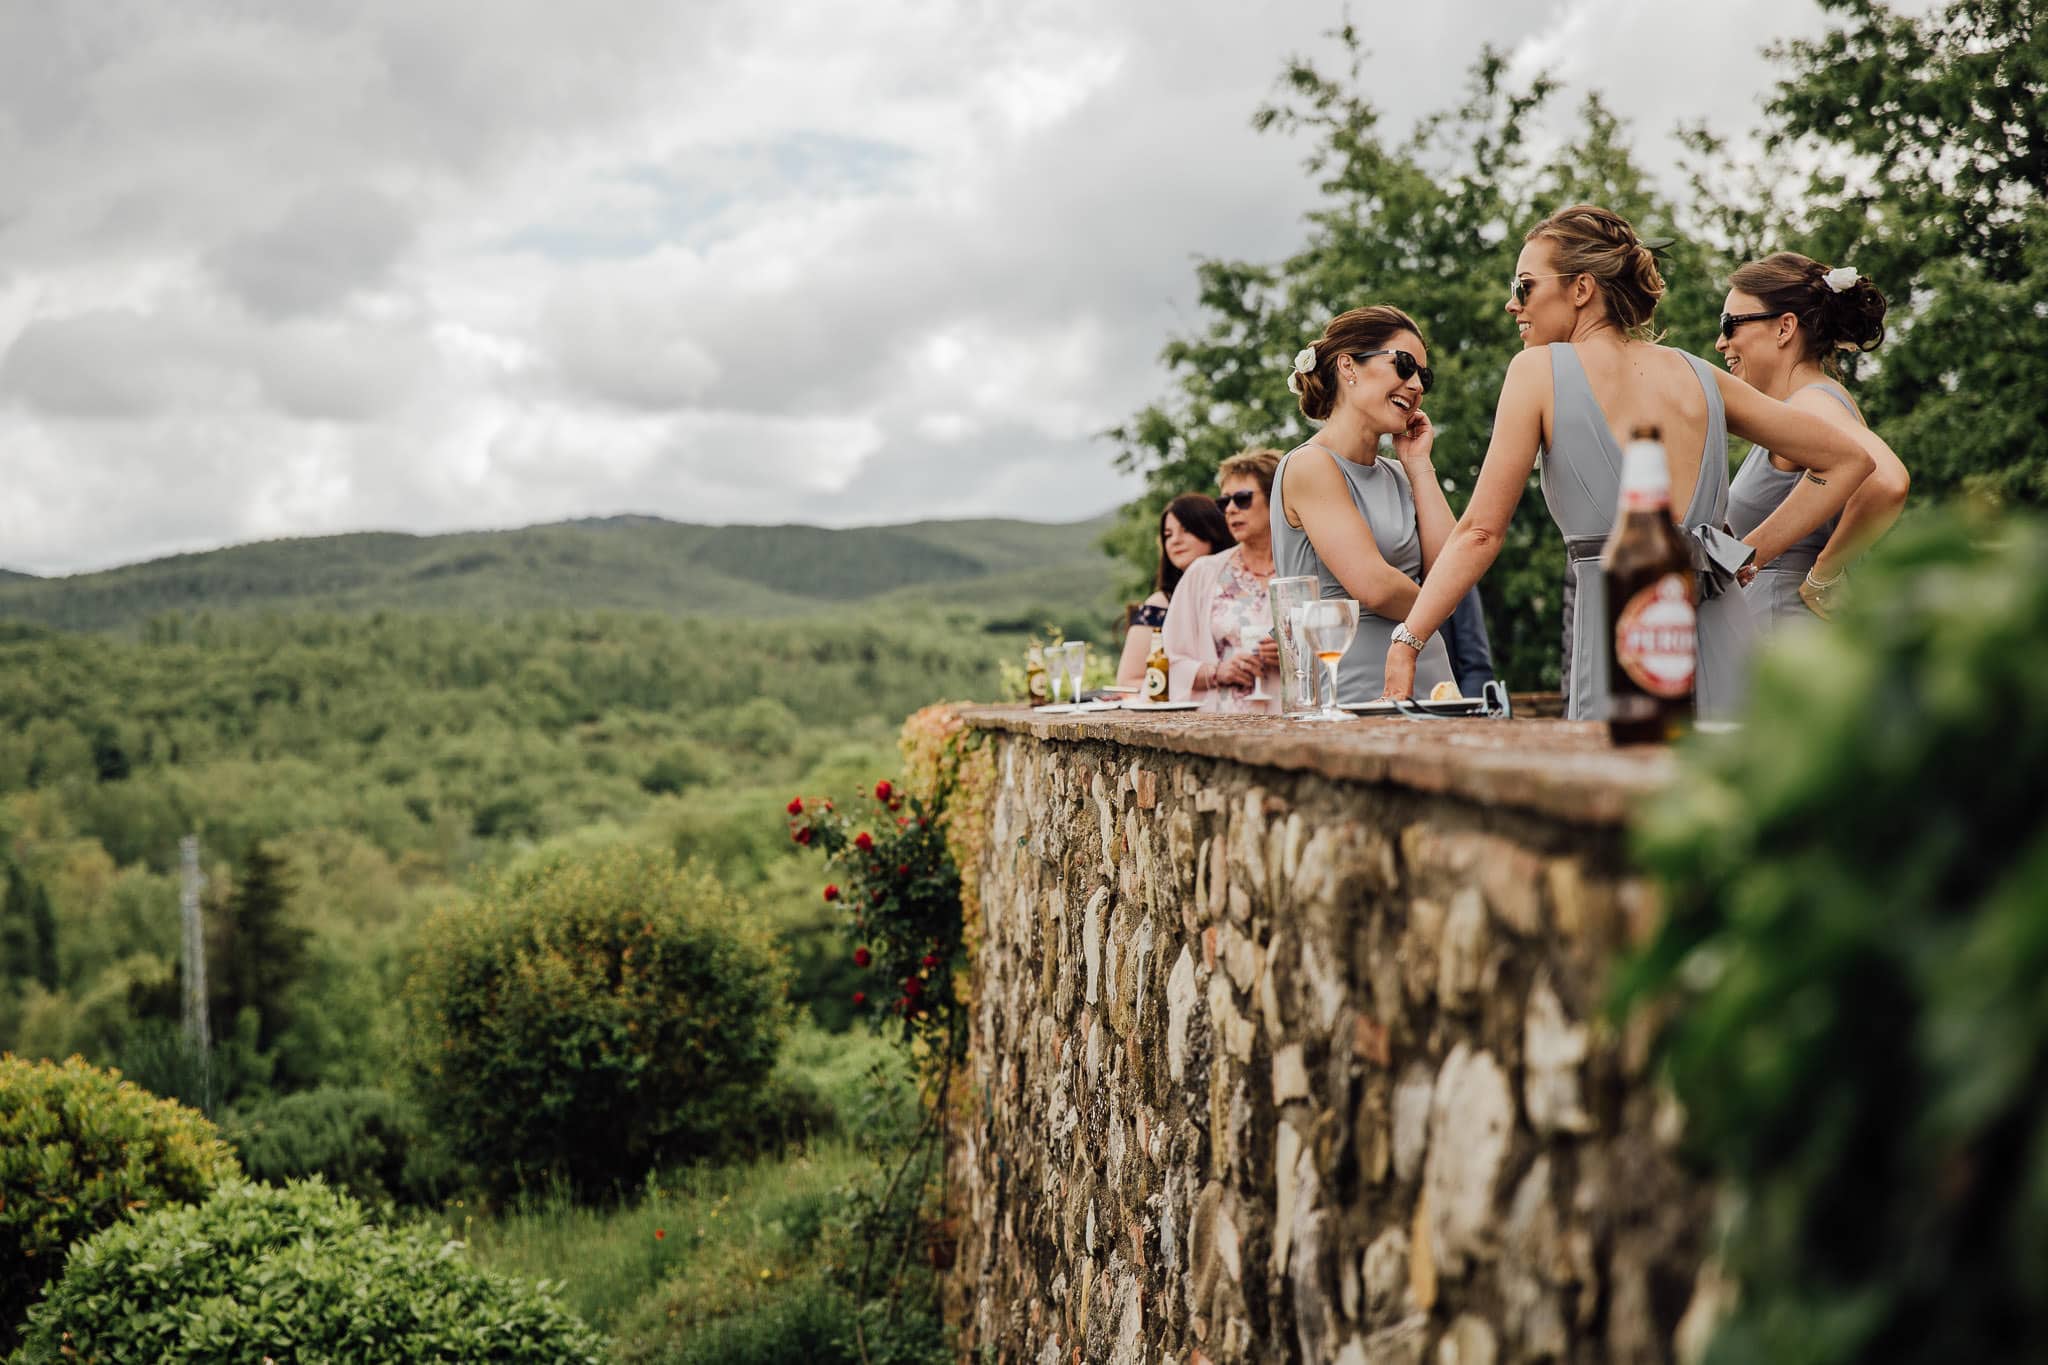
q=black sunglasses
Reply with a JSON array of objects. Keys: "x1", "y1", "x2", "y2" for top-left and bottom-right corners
[
  {"x1": 1215, "y1": 490, "x2": 1258, "y2": 512},
  {"x1": 1511, "y1": 272, "x2": 1577, "y2": 307},
  {"x1": 1719, "y1": 310, "x2": 1780, "y2": 340},
  {"x1": 1351, "y1": 349, "x2": 1434, "y2": 394}
]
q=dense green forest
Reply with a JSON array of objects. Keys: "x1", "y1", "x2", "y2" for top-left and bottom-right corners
[{"x1": 0, "y1": 513, "x2": 1119, "y2": 634}]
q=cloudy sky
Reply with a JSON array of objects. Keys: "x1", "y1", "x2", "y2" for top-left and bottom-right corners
[{"x1": 0, "y1": 0, "x2": 1909, "y2": 575}]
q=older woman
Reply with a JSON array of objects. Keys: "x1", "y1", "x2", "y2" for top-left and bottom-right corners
[
  {"x1": 1161, "y1": 450, "x2": 1283, "y2": 712},
  {"x1": 1381, "y1": 203, "x2": 1873, "y2": 720},
  {"x1": 1116, "y1": 493, "x2": 1236, "y2": 687},
  {"x1": 1717, "y1": 252, "x2": 1909, "y2": 628}
]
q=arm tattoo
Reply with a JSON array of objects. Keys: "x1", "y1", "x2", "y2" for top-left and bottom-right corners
[{"x1": 1804, "y1": 471, "x2": 1828, "y2": 487}]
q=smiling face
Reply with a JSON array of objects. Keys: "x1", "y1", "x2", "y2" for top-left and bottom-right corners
[
  {"x1": 1714, "y1": 287, "x2": 1794, "y2": 390},
  {"x1": 1336, "y1": 331, "x2": 1429, "y2": 437},
  {"x1": 1217, "y1": 474, "x2": 1269, "y2": 549},
  {"x1": 1161, "y1": 511, "x2": 1209, "y2": 571},
  {"x1": 1507, "y1": 239, "x2": 1585, "y2": 348}
]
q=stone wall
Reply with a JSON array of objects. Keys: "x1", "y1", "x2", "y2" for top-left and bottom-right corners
[{"x1": 953, "y1": 708, "x2": 1715, "y2": 1365}]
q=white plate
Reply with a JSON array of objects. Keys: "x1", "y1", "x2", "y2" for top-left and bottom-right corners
[
  {"x1": 1119, "y1": 699, "x2": 1201, "y2": 711},
  {"x1": 1040, "y1": 701, "x2": 1122, "y2": 714}
]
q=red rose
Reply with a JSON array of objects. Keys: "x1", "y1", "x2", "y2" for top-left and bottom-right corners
[
  {"x1": 872, "y1": 890, "x2": 886, "y2": 904},
  {"x1": 822, "y1": 884, "x2": 840, "y2": 902},
  {"x1": 854, "y1": 832, "x2": 874, "y2": 852},
  {"x1": 655, "y1": 1228, "x2": 666, "y2": 1241},
  {"x1": 921, "y1": 954, "x2": 939, "y2": 969},
  {"x1": 852, "y1": 991, "x2": 866, "y2": 1006},
  {"x1": 786, "y1": 797, "x2": 803, "y2": 815},
  {"x1": 874, "y1": 779, "x2": 894, "y2": 802},
  {"x1": 854, "y1": 946, "x2": 871, "y2": 967},
  {"x1": 793, "y1": 827, "x2": 812, "y2": 845},
  {"x1": 903, "y1": 977, "x2": 924, "y2": 998},
  {"x1": 897, "y1": 864, "x2": 910, "y2": 878}
]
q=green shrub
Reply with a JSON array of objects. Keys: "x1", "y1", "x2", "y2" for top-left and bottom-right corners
[
  {"x1": 222, "y1": 1085, "x2": 455, "y2": 1207},
  {"x1": 1620, "y1": 512, "x2": 2048, "y2": 1363},
  {"x1": 0, "y1": 1054, "x2": 240, "y2": 1347},
  {"x1": 14, "y1": 1179, "x2": 606, "y2": 1362},
  {"x1": 406, "y1": 845, "x2": 790, "y2": 1197}
]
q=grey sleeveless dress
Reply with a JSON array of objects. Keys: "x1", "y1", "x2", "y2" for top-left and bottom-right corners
[
  {"x1": 1271, "y1": 442, "x2": 1455, "y2": 703},
  {"x1": 1726, "y1": 384, "x2": 1855, "y2": 632},
  {"x1": 1539, "y1": 344, "x2": 1756, "y2": 722}
]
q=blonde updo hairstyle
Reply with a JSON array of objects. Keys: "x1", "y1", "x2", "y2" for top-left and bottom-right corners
[
  {"x1": 1523, "y1": 203, "x2": 1667, "y2": 341},
  {"x1": 1290, "y1": 305, "x2": 1425, "y2": 422},
  {"x1": 1729, "y1": 251, "x2": 1888, "y2": 378}
]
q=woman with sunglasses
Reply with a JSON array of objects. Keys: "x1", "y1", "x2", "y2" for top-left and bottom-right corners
[
  {"x1": 1115, "y1": 492, "x2": 1236, "y2": 688},
  {"x1": 1380, "y1": 204, "x2": 1872, "y2": 720},
  {"x1": 1159, "y1": 449, "x2": 1284, "y2": 711},
  {"x1": 1718, "y1": 253, "x2": 1908, "y2": 627},
  {"x1": 1270, "y1": 305, "x2": 1457, "y2": 702}
]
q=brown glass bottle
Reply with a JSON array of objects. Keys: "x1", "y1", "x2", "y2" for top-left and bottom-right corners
[{"x1": 1602, "y1": 424, "x2": 1697, "y2": 744}]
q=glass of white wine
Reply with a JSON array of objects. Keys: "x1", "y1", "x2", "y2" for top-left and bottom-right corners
[
  {"x1": 1059, "y1": 640, "x2": 1087, "y2": 706},
  {"x1": 1293, "y1": 599, "x2": 1358, "y2": 722}
]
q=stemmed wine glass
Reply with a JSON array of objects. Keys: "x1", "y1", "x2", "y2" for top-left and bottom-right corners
[
  {"x1": 1059, "y1": 641, "x2": 1087, "y2": 707},
  {"x1": 1241, "y1": 627, "x2": 1272, "y2": 703},
  {"x1": 1293, "y1": 599, "x2": 1359, "y2": 722},
  {"x1": 1287, "y1": 604, "x2": 1318, "y2": 711}
]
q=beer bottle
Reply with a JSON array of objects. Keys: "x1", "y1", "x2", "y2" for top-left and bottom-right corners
[
  {"x1": 1025, "y1": 643, "x2": 1050, "y2": 707},
  {"x1": 1143, "y1": 629, "x2": 1170, "y2": 704},
  {"x1": 1602, "y1": 425, "x2": 1696, "y2": 744}
]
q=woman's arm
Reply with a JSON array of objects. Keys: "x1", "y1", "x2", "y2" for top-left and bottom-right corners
[
  {"x1": 1286, "y1": 450, "x2": 1424, "y2": 618},
  {"x1": 1115, "y1": 594, "x2": 1166, "y2": 685},
  {"x1": 1392, "y1": 411, "x2": 1455, "y2": 572},
  {"x1": 1381, "y1": 348, "x2": 1548, "y2": 697},
  {"x1": 1716, "y1": 369, "x2": 1874, "y2": 567},
  {"x1": 1805, "y1": 392, "x2": 1909, "y2": 580},
  {"x1": 1161, "y1": 558, "x2": 1222, "y2": 699}
]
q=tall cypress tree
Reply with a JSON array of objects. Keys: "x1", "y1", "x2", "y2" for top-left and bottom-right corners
[{"x1": 209, "y1": 842, "x2": 308, "y2": 1056}]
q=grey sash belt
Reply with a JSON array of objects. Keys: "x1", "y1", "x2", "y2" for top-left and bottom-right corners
[{"x1": 1558, "y1": 525, "x2": 1755, "y2": 706}]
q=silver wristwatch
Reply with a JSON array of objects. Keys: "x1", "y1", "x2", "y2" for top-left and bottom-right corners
[{"x1": 1391, "y1": 623, "x2": 1428, "y2": 652}]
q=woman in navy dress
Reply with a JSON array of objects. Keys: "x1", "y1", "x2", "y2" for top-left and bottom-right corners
[{"x1": 1116, "y1": 493, "x2": 1233, "y2": 686}]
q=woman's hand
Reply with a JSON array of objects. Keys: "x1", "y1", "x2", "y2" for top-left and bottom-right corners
[
  {"x1": 1257, "y1": 636, "x2": 1281, "y2": 669},
  {"x1": 1213, "y1": 654, "x2": 1262, "y2": 689},
  {"x1": 1799, "y1": 569, "x2": 1847, "y2": 621},
  {"x1": 1390, "y1": 408, "x2": 1435, "y2": 467},
  {"x1": 1381, "y1": 642, "x2": 1418, "y2": 700}
]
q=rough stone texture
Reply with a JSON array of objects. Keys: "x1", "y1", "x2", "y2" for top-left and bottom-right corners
[{"x1": 957, "y1": 707, "x2": 1706, "y2": 1363}]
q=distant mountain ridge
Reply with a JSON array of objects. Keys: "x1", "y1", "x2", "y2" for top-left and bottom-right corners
[{"x1": 0, "y1": 514, "x2": 1124, "y2": 634}]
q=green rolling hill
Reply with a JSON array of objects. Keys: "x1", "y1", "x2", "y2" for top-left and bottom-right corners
[{"x1": 0, "y1": 514, "x2": 1129, "y2": 635}]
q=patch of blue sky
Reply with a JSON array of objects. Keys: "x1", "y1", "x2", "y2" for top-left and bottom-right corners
[{"x1": 502, "y1": 132, "x2": 916, "y2": 261}]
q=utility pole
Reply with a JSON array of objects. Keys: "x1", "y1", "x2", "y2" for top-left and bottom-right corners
[{"x1": 178, "y1": 835, "x2": 209, "y2": 1062}]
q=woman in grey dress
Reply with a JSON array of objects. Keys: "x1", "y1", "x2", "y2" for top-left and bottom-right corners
[
  {"x1": 1718, "y1": 253, "x2": 1909, "y2": 629},
  {"x1": 1270, "y1": 306, "x2": 1456, "y2": 704},
  {"x1": 1379, "y1": 204, "x2": 1874, "y2": 721}
]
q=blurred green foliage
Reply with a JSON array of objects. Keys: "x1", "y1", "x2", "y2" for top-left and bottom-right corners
[
  {"x1": 1622, "y1": 510, "x2": 2048, "y2": 1362},
  {"x1": 15, "y1": 1179, "x2": 606, "y2": 1363},
  {"x1": 222, "y1": 1085, "x2": 456, "y2": 1209},
  {"x1": 0, "y1": 1054, "x2": 241, "y2": 1349}
]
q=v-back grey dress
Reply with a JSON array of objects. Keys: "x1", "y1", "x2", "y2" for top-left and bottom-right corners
[
  {"x1": 1271, "y1": 442, "x2": 1454, "y2": 704},
  {"x1": 1539, "y1": 344, "x2": 1756, "y2": 721},
  {"x1": 1725, "y1": 383, "x2": 1855, "y2": 633}
]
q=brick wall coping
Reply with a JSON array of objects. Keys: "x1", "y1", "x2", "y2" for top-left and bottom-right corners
[{"x1": 958, "y1": 704, "x2": 1677, "y2": 826}]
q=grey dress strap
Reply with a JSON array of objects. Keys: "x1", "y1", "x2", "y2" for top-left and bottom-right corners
[
  {"x1": 1727, "y1": 384, "x2": 1857, "y2": 632},
  {"x1": 1270, "y1": 442, "x2": 1454, "y2": 703},
  {"x1": 1542, "y1": 345, "x2": 1756, "y2": 721}
]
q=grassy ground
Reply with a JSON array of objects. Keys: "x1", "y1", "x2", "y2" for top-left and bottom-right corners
[{"x1": 444, "y1": 1025, "x2": 947, "y2": 1362}]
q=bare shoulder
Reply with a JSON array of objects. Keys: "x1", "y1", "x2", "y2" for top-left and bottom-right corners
[{"x1": 1503, "y1": 346, "x2": 1554, "y2": 384}]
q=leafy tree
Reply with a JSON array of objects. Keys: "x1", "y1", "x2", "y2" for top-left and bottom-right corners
[
  {"x1": 0, "y1": 865, "x2": 57, "y2": 992},
  {"x1": 1109, "y1": 37, "x2": 1723, "y2": 688},
  {"x1": 208, "y1": 841, "x2": 309, "y2": 1063},
  {"x1": 1707, "y1": 0, "x2": 2048, "y2": 504}
]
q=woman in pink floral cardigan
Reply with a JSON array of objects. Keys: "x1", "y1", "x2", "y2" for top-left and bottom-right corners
[{"x1": 1160, "y1": 449, "x2": 1283, "y2": 713}]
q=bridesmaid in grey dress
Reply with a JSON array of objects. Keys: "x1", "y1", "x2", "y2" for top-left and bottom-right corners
[
  {"x1": 1378, "y1": 204, "x2": 1874, "y2": 721},
  {"x1": 1270, "y1": 305, "x2": 1455, "y2": 703},
  {"x1": 1717, "y1": 252, "x2": 1910, "y2": 630}
]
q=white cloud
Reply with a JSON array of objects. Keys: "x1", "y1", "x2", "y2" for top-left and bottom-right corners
[{"x1": 0, "y1": 0, "x2": 1903, "y2": 575}]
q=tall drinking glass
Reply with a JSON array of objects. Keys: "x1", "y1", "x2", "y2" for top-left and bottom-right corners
[
  {"x1": 1294, "y1": 599, "x2": 1359, "y2": 722},
  {"x1": 1267, "y1": 576, "x2": 1320, "y2": 715},
  {"x1": 1059, "y1": 641, "x2": 1087, "y2": 705}
]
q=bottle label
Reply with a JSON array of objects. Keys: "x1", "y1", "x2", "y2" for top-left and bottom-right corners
[
  {"x1": 1615, "y1": 573, "x2": 1696, "y2": 698},
  {"x1": 1144, "y1": 665, "x2": 1168, "y2": 699},
  {"x1": 1028, "y1": 671, "x2": 1049, "y2": 700}
]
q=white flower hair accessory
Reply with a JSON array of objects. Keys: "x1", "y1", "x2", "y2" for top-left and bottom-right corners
[
  {"x1": 1823, "y1": 265, "x2": 1859, "y2": 293},
  {"x1": 1286, "y1": 345, "x2": 1318, "y2": 397}
]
